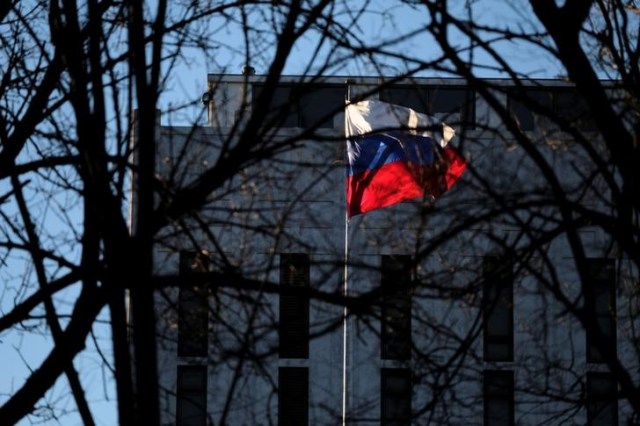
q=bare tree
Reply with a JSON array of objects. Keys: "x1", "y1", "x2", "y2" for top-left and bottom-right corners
[{"x1": 0, "y1": 0, "x2": 638, "y2": 425}]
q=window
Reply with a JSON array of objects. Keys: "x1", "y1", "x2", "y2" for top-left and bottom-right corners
[
  {"x1": 380, "y1": 86, "x2": 430, "y2": 113},
  {"x1": 380, "y1": 85, "x2": 475, "y2": 128},
  {"x1": 555, "y1": 89, "x2": 594, "y2": 130},
  {"x1": 484, "y1": 370, "x2": 515, "y2": 426},
  {"x1": 279, "y1": 254, "x2": 310, "y2": 359},
  {"x1": 299, "y1": 85, "x2": 345, "y2": 128},
  {"x1": 177, "y1": 366, "x2": 207, "y2": 426},
  {"x1": 586, "y1": 259, "x2": 616, "y2": 363},
  {"x1": 507, "y1": 87, "x2": 593, "y2": 132},
  {"x1": 254, "y1": 84, "x2": 299, "y2": 128},
  {"x1": 278, "y1": 367, "x2": 309, "y2": 426},
  {"x1": 587, "y1": 372, "x2": 618, "y2": 426},
  {"x1": 381, "y1": 255, "x2": 412, "y2": 361},
  {"x1": 253, "y1": 83, "x2": 344, "y2": 129},
  {"x1": 431, "y1": 87, "x2": 474, "y2": 124},
  {"x1": 178, "y1": 251, "x2": 209, "y2": 357},
  {"x1": 483, "y1": 256, "x2": 514, "y2": 362},
  {"x1": 507, "y1": 89, "x2": 553, "y2": 131},
  {"x1": 381, "y1": 368, "x2": 412, "y2": 426}
]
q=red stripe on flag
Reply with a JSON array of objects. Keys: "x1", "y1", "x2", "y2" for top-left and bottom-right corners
[
  {"x1": 443, "y1": 147, "x2": 467, "y2": 190},
  {"x1": 346, "y1": 148, "x2": 467, "y2": 217},
  {"x1": 347, "y1": 161, "x2": 422, "y2": 217}
]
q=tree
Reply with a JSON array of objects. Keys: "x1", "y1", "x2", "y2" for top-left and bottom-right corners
[{"x1": 0, "y1": 0, "x2": 638, "y2": 425}]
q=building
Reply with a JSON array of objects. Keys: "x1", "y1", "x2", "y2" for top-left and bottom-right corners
[{"x1": 144, "y1": 74, "x2": 637, "y2": 425}]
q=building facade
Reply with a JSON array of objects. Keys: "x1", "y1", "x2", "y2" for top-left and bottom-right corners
[{"x1": 147, "y1": 75, "x2": 637, "y2": 425}]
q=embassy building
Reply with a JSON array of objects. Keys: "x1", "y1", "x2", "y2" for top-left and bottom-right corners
[{"x1": 143, "y1": 74, "x2": 639, "y2": 425}]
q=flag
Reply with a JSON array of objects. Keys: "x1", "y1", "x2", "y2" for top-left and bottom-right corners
[{"x1": 345, "y1": 100, "x2": 467, "y2": 217}]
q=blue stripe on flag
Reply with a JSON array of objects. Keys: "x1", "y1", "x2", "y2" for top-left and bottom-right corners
[{"x1": 347, "y1": 131, "x2": 435, "y2": 176}]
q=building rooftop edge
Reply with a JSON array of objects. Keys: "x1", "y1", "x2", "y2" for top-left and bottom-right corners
[{"x1": 206, "y1": 73, "x2": 620, "y2": 86}]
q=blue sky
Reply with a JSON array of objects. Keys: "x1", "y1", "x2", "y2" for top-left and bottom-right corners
[{"x1": 158, "y1": 0, "x2": 560, "y2": 126}]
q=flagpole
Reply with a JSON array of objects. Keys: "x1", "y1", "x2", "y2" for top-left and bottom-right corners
[
  {"x1": 341, "y1": 79, "x2": 353, "y2": 426},
  {"x1": 341, "y1": 210, "x2": 349, "y2": 426}
]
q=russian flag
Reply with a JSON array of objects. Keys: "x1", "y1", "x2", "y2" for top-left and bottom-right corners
[{"x1": 346, "y1": 100, "x2": 467, "y2": 217}]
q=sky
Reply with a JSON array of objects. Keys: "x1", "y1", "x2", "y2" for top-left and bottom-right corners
[{"x1": 157, "y1": 0, "x2": 560, "y2": 126}]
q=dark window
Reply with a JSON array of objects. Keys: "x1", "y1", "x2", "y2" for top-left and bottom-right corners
[
  {"x1": 586, "y1": 259, "x2": 616, "y2": 363},
  {"x1": 255, "y1": 85, "x2": 299, "y2": 128},
  {"x1": 587, "y1": 372, "x2": 618, "y2": 426},
  {"x1": 177, "y1": 366, "x2": 207, "y2": 426},
  {"x1": 555, "y1": 89, "x2": 594, "y2": 130},
  {"x1": 178, "y1": 251, "x2": 209, "y2": 357},
  {"x1": 381, "y1": 255, "x2": 412, "y2": 361},
  {"x1": 380, "y1": 86, "x2": 475, "y2": 128},
  {"x1": 381, "y1": 368, "x2": 412, "y2": 426},
  {"x1": 508, "y1": 89, "x2": 553, "y2": 131},
  {"x1": 483, "y1": 256, "x2": 514, "y2": 362},
  {"x1": 279, "y1": 254, "x2": 310, "y2": 359},
  {"x1": 430, "y1": 87, "x2": 475, "y2": 128},
  {"x1": 508, "y1": 87, "x2": 593, "y2": 131},
  {"x1": 484, "y1": 370, "x2": 515, "y2": 426},
  {"x1": 299, "y1": 86, "x2": 345, "y2": 128},
  {"x1": 278, "y1": 367, "x2": 309, "y2": 426},
  {"x1": 380, "y1": 86, "x2": 430, "y2": 113},
  {"x1": 253, "y1": 84, "x2": 343, "y2": 129}
]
